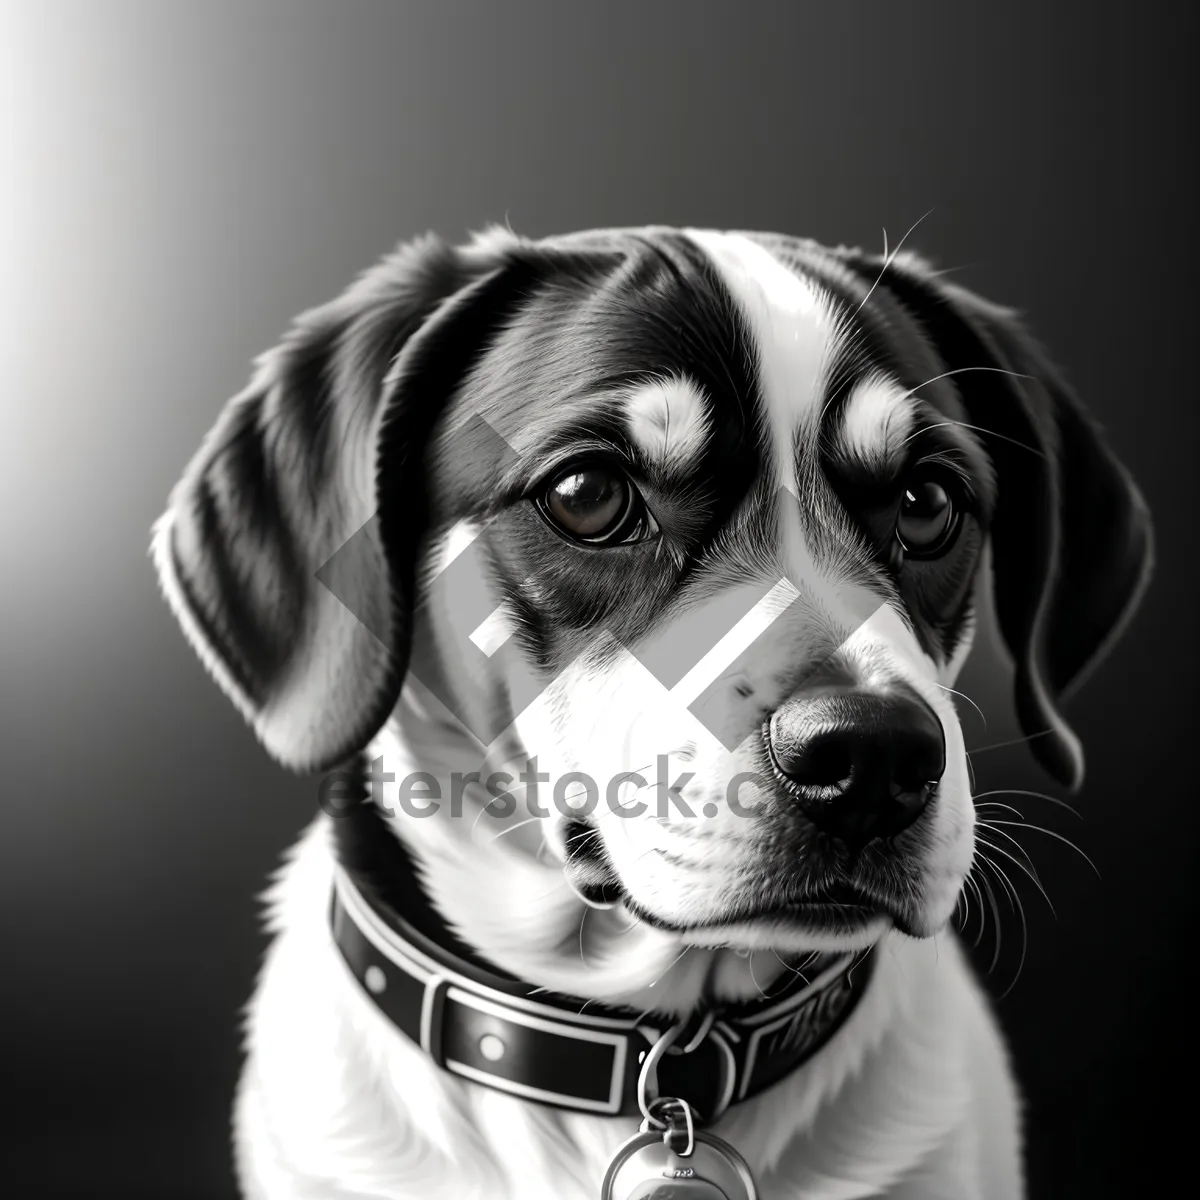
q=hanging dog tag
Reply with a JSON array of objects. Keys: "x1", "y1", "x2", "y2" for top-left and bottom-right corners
[{"x1": 599, "y1": 1098, "x2": 757, "y2": 1200}]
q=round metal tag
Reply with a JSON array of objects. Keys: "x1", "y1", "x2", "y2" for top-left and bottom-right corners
[{"x1": 600, "y1": 1129, "x2": 758, "y2": 1200}]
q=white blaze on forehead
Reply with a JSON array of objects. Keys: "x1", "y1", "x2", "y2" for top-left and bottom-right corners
[
  {"x1": 684, "y1": 228, "x2": 844, "y2": 616},
  {"x1": 684, "y1": 230, "x2": 837, "y2": 498},
  {"x1": 839, "y1": 372, "x2": 916, "y2": 471},
  {"x1": 624, "y1": 375, "x2": 711, "y2": 469}
]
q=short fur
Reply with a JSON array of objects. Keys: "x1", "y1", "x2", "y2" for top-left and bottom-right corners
[{"x1": 153, "y1": 225, "x2": 1152, "y2": 1198}]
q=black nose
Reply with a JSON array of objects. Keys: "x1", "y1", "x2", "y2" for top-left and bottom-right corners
[{"x1": 767, "y1": 684, "x2": 945, "y2": 845}]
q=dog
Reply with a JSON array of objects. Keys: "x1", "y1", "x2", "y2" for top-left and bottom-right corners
[{"x1": 153, "y1": 225, "x2": 1152, "y2": 1199}]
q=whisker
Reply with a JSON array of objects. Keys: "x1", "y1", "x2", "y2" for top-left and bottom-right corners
[
  {"x1": 981, "y1": 850, "x2": 1021, "y2": 910},
  {"x1": 578, "y1": 905, "x2": 591, "y2": 970},
  {"x1": 964, "y1": 873, "x2": 987, "y2": 948},
  {"x1": 855, "y1": 209, "x2": 935, "y2": 314},
  {"x1": 976, "y1": 827, "x2": 1057, "y2": 918},
  {"x1": 971, "y1": 788, "x2": 1081, "y2": 819},
  {"x1": 924, "y1": 262, "x2": 977, "y2": 278},
  {"x1": 928, "y1": 681, "x2": 987, "y2": 729},
  {"x1": 591, "y1": 762, "x2": 657, "y2": 822},
  {"x1": 979, "y1": 853, "x2": 1028, "y2": 999},
  {"x1": 900, "y1": 415, "x2": 1045, "y2": 460},
  {"x1": 485, "y1": 814, "x2": 541, "y2": 843},
  {"x1": 967, "y1": 729, "x2": 1058, "y2": 756},
  {"x1": 469, "y1": 793, "x2": 507, "y2": 837},
  {"x1": 985, "y1": 820, "x2": 1101, "y2": 878},
  {"x1": 900, "y1": 365, "x2": 1035, "y2": 400},
  {"x1": 747, "y1": 952, "x2": 770, "y2": 1001},
  {"x1": 611, "y1": 911, "x2": 643, "y2": 938},
  {"x1": 565, "y1": 830, "x2": 605, "y2": 859},
  {"x1": 647, "y1": 944, "x2": 691, "y2": 990},
  {"x1": 974, "y1": 801, "x2": 1025, "y2": 820},
  {"x1": 770, "y1": 948, "x2": 816, "y2": 983},
  {"x1": 977, "y1": 868, "x2": 1005, "y2": 976},
  {"x1": 955, "y1": 875, "x2": 974, "y2": 939}
]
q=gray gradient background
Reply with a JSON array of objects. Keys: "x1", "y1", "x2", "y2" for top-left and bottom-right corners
[{"x1": 4, "y1": 2, "x2": 1195, "y2": 1196}]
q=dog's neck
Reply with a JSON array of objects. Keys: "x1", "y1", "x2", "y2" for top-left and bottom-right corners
[{"x1": 360, "y1": 684, "x2": 814, "y2": 1016}]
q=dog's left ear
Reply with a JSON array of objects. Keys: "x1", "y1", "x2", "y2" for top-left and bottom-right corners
[
  {"x1": 152, "y1": 233, "x2": 534, "y2": 773},
  {"x1": 840, "y1": 250, "x2": 1154, "y2": 790}
]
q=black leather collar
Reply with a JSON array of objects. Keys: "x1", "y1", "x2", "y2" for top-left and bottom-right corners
[{"x1": 329, "y1": 797, "x2": 876, "y2": 1121}]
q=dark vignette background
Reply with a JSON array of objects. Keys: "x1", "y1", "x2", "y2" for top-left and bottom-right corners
[{"x1": 4, "y1": 2, "x2": 1196, "y2": 1196}]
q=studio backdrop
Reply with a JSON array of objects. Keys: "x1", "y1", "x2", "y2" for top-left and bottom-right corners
[{"x1": 4, "y1": 2, "x2": 1194, "y2": 1196}]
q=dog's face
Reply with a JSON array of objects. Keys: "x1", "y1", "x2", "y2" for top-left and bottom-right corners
[
  {"x1": 413, "y1": 230, "x2": 992, "y2": 949},
  {"x1": 154, "y1": 226, "x2": 1152, "y2": 975}
]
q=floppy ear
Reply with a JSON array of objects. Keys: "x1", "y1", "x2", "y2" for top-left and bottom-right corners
[
  {"x1": 152, "y1": 233, "x2": 532, "y2": 773},
  {"x1": 839, "y1": 250, "x2": 1153, "y2": 790}
]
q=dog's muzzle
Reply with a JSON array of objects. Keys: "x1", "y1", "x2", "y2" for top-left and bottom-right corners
[{"x1": 766, "y1": 683, "x2": 946, "y2": 846}]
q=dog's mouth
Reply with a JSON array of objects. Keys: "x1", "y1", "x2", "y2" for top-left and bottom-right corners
[
  {"x1": 562, "y1": 821, "x2": 907, "y2": 935},
  {"x1": 626, "y1": 883, "x2": 891, "y2": 937}
]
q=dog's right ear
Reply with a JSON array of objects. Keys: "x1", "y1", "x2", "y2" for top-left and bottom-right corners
[{"x1": 152, "y1": 232, "x2": 534, "y2": 773}]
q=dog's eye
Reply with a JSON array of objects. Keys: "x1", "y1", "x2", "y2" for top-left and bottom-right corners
[
  {"x1": 895, "y1": 473, "x2": 960, "y2": 558},
  {"x1": 537, "y1": 464, "x2": 651, "y2": 545}
]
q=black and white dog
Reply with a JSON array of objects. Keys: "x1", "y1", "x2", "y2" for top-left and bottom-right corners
[{"x1": 154, "y1": 226, "x2": 1152, "y2": 1198}]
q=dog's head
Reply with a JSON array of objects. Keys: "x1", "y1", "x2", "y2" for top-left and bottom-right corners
[{"x1": 154, "y1": 227, "x2": 1151, "y2": 977}]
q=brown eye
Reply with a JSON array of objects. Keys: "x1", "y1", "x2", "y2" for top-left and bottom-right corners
[
  {"x1": 539, "y1": 465, "x2": 646, "y2": 544},
  {"x1": 896, "y1": 475, "x2": 959, "y2": 557}
]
